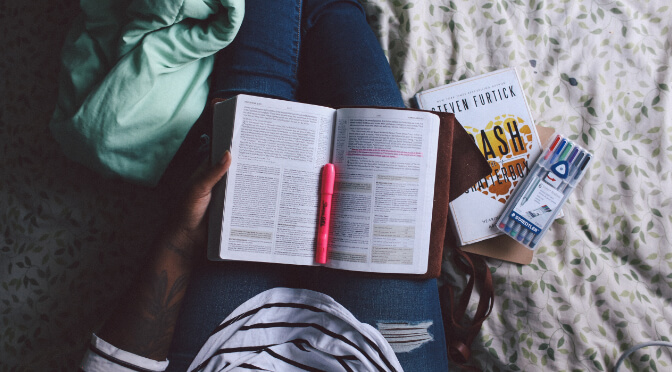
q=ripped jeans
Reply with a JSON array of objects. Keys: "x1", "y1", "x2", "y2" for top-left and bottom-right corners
[
  {"x1": 166, "y1": 0, "x2": 448, "y2": 370},
  {"x1": 168, "y1": 262, "x2": 449, "y2": 371}
]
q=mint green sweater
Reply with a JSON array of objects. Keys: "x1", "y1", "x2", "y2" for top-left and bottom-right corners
[{"x1": 49, "y1": 0, "x2": 244, "y2": 186}]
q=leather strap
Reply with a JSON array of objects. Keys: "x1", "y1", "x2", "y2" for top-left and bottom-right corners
[{"x1": 440, "y1": 246, "x2": 494, "y2": 367}]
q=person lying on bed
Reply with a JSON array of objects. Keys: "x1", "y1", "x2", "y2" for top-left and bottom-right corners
[{"x1": 80, "y1": 0, "x2": 449, "y2": 371}]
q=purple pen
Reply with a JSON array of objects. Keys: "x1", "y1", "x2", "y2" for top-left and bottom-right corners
[{"x1": 500, "y1": 136, "x2": 564, "y2": 234}]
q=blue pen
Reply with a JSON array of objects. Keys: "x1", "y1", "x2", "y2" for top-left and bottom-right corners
[
  {"x1": 560, "y1": 151, "x2": 588, "y2": 196},
  {"x1": 529, "y1": 152, "x2": 592, "y2": 248},
  {"x1": 503, "y1": 136, "x2": 565, "y2": 235},
  {"x1": 522, "y1": 148, "x2": 582, "y2": 245},
  {"x1": 507, "y1": 138, "x2": 567, "y2": 237},
  {"x1": 500, "y1": 136, "x2": 560, "y2": 233},
  {"x1": 559, "y1": 151, "x2": 585, "y2": 192},
  {"x1": 516, "y1": 142, "x2": 574, "y2": 242},
  {"x1": 499, "y1": 136, "x2": 561, "y2": 233}
]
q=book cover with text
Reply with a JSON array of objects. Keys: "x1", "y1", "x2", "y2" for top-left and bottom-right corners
[{"x1": 415, "y1": 68, "x2": 542, "y2": 245}]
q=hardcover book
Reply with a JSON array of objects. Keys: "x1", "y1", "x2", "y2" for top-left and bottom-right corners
[
  {"x1": 207, "y1": 94, "x2": 445, "y2": 275},
  {"x1": 415, "y1": 68, "x2": 543, "y2": 246}
]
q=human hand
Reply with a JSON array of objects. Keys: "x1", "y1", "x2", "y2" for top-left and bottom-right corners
[{"x1": 167, "y1": 151, "x2": 232, "y2": 258}]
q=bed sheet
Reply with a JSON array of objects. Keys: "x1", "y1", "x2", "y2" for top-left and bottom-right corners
[
  {"x1": 1, "y1": 0, "x2": 671, "y2": 371},
  {"x1": 361, "y1": 0, "x2": 672, "y2": 370}
]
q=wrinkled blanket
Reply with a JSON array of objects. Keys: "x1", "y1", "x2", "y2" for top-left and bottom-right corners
[{"x1": 49, "y1": 0, "x2": 243, "y2": 186}]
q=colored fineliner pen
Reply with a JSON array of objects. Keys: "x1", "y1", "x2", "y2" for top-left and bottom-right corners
[
  {"x1": 497, "y1": 134, "x2": 593, "y2": 250},
  {"x1": 316, "y1": 164, "x2": 335, "y2": 264},
  {"x1": 499, "y1": 135, "x2": 563, "y2": 234},
  {"x1": 521, "y1": 149, "x2": 582, "y2": 245},
  {"x1": 517, "y1": 143, "x2": 576, "y2": 242},
  {"x1": 560, "y1": 151, "x2": 585, "y2": 192},
  {"x1": 506, "y1": 138, "x2": 567, "y2": 237},
  {"x1": 528, "y1": 153, "x2": 591, "y2": 248}
]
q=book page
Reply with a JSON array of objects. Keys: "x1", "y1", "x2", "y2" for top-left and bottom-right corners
[
  {"x1": 216, "y1": 95, "x2": 335, "y2": 265},
  {"x1": 328, "y1": 108, "x2": 440, "y2": 274}
]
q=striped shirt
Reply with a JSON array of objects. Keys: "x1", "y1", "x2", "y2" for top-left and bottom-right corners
[{"x1": 81, "y1": 288, "x2": 403, "y2": 371}]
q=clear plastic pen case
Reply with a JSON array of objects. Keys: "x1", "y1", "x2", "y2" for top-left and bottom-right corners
[{"x1": 496, "y1": 134, "x2": 592, "y2": 250}]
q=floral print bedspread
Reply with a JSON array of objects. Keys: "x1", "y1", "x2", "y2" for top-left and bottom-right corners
[{"x1": 364, "y1": 0, "x2": 672, "y2": 370}]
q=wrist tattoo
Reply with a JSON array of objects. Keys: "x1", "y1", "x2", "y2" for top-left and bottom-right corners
[{"x1": 121, "y1": 270, "x2": 190, "y2": 359}]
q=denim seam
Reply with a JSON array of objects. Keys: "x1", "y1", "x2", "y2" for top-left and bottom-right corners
[{"x1": 291, "y1": 0, "x2": 302, "y2": 98}]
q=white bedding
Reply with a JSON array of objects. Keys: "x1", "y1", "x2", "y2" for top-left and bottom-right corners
[{"x1": 362, "y1": 0, "x2": 672, "y2": 369}]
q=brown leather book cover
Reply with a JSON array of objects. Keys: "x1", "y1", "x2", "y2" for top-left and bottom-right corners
[
  {"x1": 418, "y1": 113, "x2": 492, "y2": 278},
  {"x1": 207, "y1": 99, "x2": 491, "y2": 278}
]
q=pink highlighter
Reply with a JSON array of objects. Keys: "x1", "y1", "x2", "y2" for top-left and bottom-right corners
[{"x1": 316, "y1": 163, "x2": 335, "y2": 264}]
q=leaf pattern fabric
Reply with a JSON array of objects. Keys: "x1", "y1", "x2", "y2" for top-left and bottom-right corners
[
  {"x1": 362, "y1": 0, "x2": 672, "y2": 370},
  {"x1": 1, "y1": 0, "x2": 671, "y2": 370}
]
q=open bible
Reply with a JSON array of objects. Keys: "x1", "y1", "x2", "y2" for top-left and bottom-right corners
[{"x1": 207, "y1": 95, "x2": 449, "y2": 275}]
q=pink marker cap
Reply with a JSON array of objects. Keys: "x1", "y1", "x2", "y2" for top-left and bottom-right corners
[{"x1": 321, "y1": 163, "x2": 335, "y2": 194}]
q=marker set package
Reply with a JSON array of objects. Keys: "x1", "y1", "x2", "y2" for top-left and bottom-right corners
[{"x1": 497, "y1": 134, "x2": 592, "y2": 249}]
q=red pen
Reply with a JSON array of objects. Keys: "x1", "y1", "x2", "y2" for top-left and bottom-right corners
[{"x1": 316, "y1": 163, "x2": 335, "y2": 264}]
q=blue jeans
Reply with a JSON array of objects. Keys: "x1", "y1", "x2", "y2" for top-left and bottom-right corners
[
  {"x1": 168, "y1": 262, "x2": 449, "y2": 371},
  {"x1": 210, "y1": 0, "x2": 405, "y2": 107},
  {"x1": 166, "y1": 0, "x2": 449, "y2": 370},
  {"x1": 160, "y1": 0, "x2": 405, "y2": 188}
]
